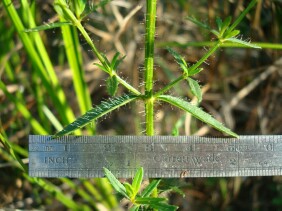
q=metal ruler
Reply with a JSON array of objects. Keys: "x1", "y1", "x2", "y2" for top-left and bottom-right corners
[{"x1": 29, "y1": 135, "x2": 282, "y2": 178}]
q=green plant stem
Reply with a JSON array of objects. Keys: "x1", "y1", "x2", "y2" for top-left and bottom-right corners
[
  {"x1": 158, "y1": 41, "x2": 282, "y2": 50},
  {"x1": 115, "y1": 75, "x2": 141, "y2": 95},
  {"x1": 145, "y1": 0, "x2": 157, "y2": 136},
  {"x1": 154, "y1": 75, "x2": 184, "y2": 97},
  {"x1": 189, "y1": 41, "x2": 221, "y2": 73}
]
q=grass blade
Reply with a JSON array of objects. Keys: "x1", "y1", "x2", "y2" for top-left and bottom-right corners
[
  {"x1": 157, "y1": 95, "x2": 239, "y2": 138},
  {"x1": 54, "y1": 94, "x2": 138, "y2": 137},
  {"x1": 0, "y1": 81, "x2": 47, "y2": 134},
  {"x1": 3, "y1": 0, "x2": 77, "y2": 126},
  {"x1": 103, "y1": 168, "x2": 129, "y2": 199},
  {"x1": 60, "y1": 23, "x2": 92, "y2": 116}
]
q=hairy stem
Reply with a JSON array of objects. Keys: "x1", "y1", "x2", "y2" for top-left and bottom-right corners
[{"x1": 145, "y1": 0, "x2": 157, "y2": 136}]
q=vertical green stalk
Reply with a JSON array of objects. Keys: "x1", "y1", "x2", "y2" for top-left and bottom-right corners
[{"x1": 144, "y1": 0, "x2": 157, "y2": 136}]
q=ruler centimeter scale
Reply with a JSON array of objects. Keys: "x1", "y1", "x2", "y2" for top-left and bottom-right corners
[{"x1": 29, "y1": 135, "x2": 282, "y2": 178}]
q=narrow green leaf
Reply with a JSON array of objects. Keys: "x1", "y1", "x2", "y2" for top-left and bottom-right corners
[
  {"x1": 224, "y1": 30, "x2": 240, "y2": 39},
  {"x1": 210, "y1": 29, "x2": 220, "y2": 37},
  {"x1": 150, "y1": 202, "x2": 178, "y2": 211},
  {"x1": 157, "y1": 95, "x2": 239, "y2": 138},
  {"x1": 113, "y1": 55, "x2": 126, "y2": 71},
  {"x1": 103, "y1": 168, "x2": 129, "y2": 199},
  {"x1": 141, "y1": 179, "x2": 161, "y2": 197},
  {"x1": 93, "y1": 63, "x2": 109, "y2": 73},
  {"x1": 101, "y1": 53, "x2": 111, "y2": 67},
  {"x1": 220, "y1": 16, "x2": 232, "y2": 35},
  {"x1": 188, "y1": 67, "x2": 203, "y2": 76},
  {"x1": 24, "y1": 22, "x2": 72, "y2": 32},
  {"x1": 70, "y1": 0, "x2": 86, "y2": 18},
  {"x1": 111, "y1": 52, "x2": 121, "y2": 70},
  {"x1": 186, "y1": 16, "x2": 210, "y2": 30},
  {"x1": 54, "y1": 0, "x2": 70, "y2": 21},
  {"x1": 132, "y1": 167, "x2": 143, "y2": 196},
  {"x1": 106, "y1": 75, "x2": 119, "y2": 96},
  {"x1": 225, "y1": 38, "x2": 261, "y2": 49},
  {"x1": 54, "y1": 94, "x2": 138, "y2": 137},
  {"x1": 129, "y1": 205, "x2": 140, "y2": 211},
  {"x1": 135, "y1": 197, "x2": 166, "y2": 204},
  {"x1": 166, "y1": 48, "x2": 188, "y2": 75},
  {"x1": 216, "y1": 17, "x2": 223, "y2": 31},
  {"x1": 124, "y1": 182, "x2": 134, "y2": 198},
  {"x1": 187, "y1": 78, "x2": 202, "y2": 102}
]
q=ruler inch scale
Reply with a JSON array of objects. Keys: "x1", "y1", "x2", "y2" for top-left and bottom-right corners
[{"x1": 29, "y1": 135, "x2": 282, "y2": 178}]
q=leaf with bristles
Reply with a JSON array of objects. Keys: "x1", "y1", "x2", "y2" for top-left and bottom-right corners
[
  {"x1": 187, "y1": 78, "x2": 202, "y2": 102},
  {"x1": 157, "y1": 95, "x2": 239, "y2": 138},
  {"x1": 225, "y1": 38, "x2": 261, "y2": 49},
  {"x1": 54, "y1": 94, "x2": 138, "y2": 137},
  {"x1": 167, "y1": 48, "x2": 188, "y2": 75}
]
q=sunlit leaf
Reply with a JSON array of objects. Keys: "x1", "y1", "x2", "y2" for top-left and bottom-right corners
[
  {"x1": 157, "y1": 95, "x2": 239, "y2": 138},
  {"x1": 187, "y1": 77, "x2": 202, "y2": 102},
  {"x1": 124, "y1": 182, "x2": 134, "y2": 198},
  {"x1": 54, "y1": 94, "x2": 138, "y2": 137},
  {"x1": 132, "y1": 167, "x2": 143, "y2": 197},
  {"x1": 103, "y1": 168, "x2": 129, "y2": 199}
]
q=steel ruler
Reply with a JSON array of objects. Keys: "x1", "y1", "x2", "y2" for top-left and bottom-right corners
[{"x1": 29, "y1": 135, "x2": 282, "y2": 178}]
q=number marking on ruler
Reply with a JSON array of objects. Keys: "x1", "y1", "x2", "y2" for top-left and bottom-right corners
[{"x1": 29, "y1": 135, "x2": 282, "y2": 178}]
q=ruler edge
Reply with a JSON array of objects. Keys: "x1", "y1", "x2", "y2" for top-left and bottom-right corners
[{"x1": 28, "y1": 135, "x2": 282, "y2": 178}]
